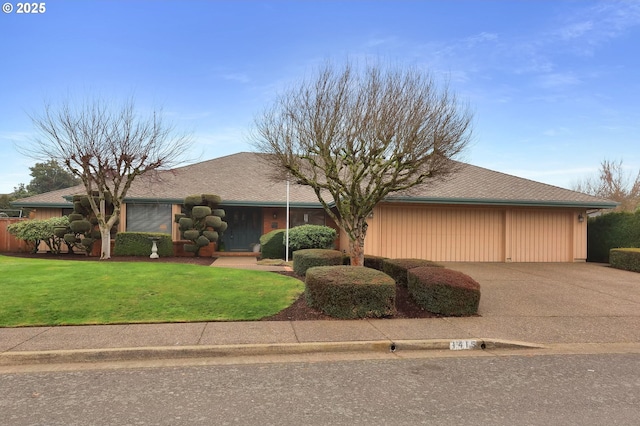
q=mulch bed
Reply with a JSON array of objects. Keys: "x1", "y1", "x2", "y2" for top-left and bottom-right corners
[{"x1": 3, "y1": 252, "x2": 438, "y2": 320}]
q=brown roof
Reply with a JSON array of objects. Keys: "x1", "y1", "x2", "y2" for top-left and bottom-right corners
[{"x1": 13, "y1": 152, "x2": 616, "y2": 209}]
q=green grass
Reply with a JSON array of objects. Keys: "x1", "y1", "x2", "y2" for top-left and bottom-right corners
[{"x1": 0, "y1": 255, "x2": 304, "y2": 327}]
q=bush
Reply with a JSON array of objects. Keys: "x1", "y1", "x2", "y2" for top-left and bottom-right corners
[
  {"x1": 293, "y1": 249, "x2": 344, "y2": 276},
  {"x1": 288, "y1": 225, "x2": 337, "y2": 251},
  {"x1": 113, "y1": 232, "x2": 173, "y2": 257},
  {"x1": 7, "y1": 216, "x2": 70, "y2": 254},
  {"x1": 305, "y1": 266, "x2": 396, "y2": 319},
  {"x1": 382, "y1": 258, "x2": 443, "y2": 287},
  {"x1": 407, "y1": 267, "x2": 480, "y2": 316},
  {"x1": 588, "y1": 211, "x2": 640, "y2": 262},
  {"x1": 341, "y1": 254, "x2": 389, "y2": 270},
  {"x1": 259, "y1": 229, "x2": 287, "y2": 259},
  {"x1": 176, "y1": 194, "x2": 226, "y2": 257},
  {"x1": 364, "y1": 255, "x2": 388, "y2": 271},
  {"x1": 609, "y1": 248, "x2": 640, "y2": 273}
]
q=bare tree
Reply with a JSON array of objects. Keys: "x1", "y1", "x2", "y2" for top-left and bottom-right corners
[
  {"x1": 252, "y1": 63, "x2": 473, "y2": 266},
  {"x1": 573, "y1": 159, "x2": 640, "y2": 212},
  {"x1": 23, "y1": 97, "x2": 191, "y2": 259}
]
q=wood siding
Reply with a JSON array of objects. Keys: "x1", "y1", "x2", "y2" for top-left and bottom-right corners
[
  {"x1": 0, "y1": 218, "x2": 29, "y2": 252},
  {"x1": 342, "y1": 204, "x2": 587, "y2": 263},
  {"x1": 507, "y1": 209, "x2": 573, "y2": 262},
  {"x1": 365, "y1": 205, "x2": 504, "y2": 262}
]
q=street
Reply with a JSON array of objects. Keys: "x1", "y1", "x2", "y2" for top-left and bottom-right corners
[{"x1": 2, "y1": 353, "x2": 639, "y2": 425}]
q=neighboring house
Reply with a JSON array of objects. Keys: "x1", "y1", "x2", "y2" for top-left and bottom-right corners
[{"x1": 12, "y1": 152, "x2": 616, "y2": 262}]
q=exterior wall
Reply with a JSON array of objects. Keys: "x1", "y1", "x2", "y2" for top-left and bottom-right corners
[
  {"x1": 341, "y1": 203, "x2": 587, "y2": 263},
  {"x1": 119, "y1": 203, "x2": 127, "y2": 233},
  {"x1": 171, "y1": 204, "x2": 182, "y2": 241},
  {"x1": 31, "y1": 207, "x2": 64, "y2": 220}
]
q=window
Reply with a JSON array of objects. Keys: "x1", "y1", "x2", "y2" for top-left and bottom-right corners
[
  {"x1": 126, "y1": 203, "x2": 172, "y2": 234},
  {"x1": 290, "y1": 209, "x2": 326, "y2": 227}
]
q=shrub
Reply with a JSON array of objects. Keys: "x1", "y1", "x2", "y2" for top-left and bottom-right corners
[
  {"x1": 305, "y1": 266, "x2": 396, "y2": 319},
  {"x1": 341, "y1": 254, "x2": 389, "y2": 270},
  {"x1": 259, "y1": 229, "x2": 287, "y2": 259},
  {"x1": 382, "y1": 258, "x2": 443, "y2": 287},
  {"x1": 176, "y1": 194, "x2": 227, "y2": 257},
  {"x1": 364, "y1": 255, "x2": 388, "y2": 271},
  {"x1": 113, "y1": 232, "x2": 173, "y2": 257},
  {"x1": 62, "y1": 193, "x2": 116, "y2": 256},
  {"x1": 7, "y1": 216, "x2": 70, "y2": 254},
  {"x1": 588, "y1": 211, "x2": 640, "y2": 262},
  {"x1": 407, "y1": 267, "x2": 480, "y2": 316},
  {"x1": 288, "y1": 225, "x2": 337, "y2": 251},
  {"x1": 293, "y1": 249, "x2": 343, "y2": 276},
  {"x1": 609, "y1": 248, "x2": 640, "y2": 273}
]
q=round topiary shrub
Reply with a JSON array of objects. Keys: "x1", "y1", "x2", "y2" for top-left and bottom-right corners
[
  {"x1": 192, "y1": 206, "x2": 212, "y2": 219},
  {"x1": 203, "y1": 230, "x2": 219, "y2": 242},
  {"x1": 202, "y1": 194, "x2": 222, "y2": 205},
  {"x1": 293, "y1": 249, "x2": 344, "y2": 276},
  {"x1": 178, "y1": 217, "x2": 193, "y2": 231},
  {"x1": 69, "y1": 219, "x2": 92, "y2": 234},
  {"x1": 183, "y1": 230, "x2": 200, "y2": 240},
  {"x1": 382, "y1": 258, "x2": 443, "y2": 287},
  {"x1": 288, "y1": 225, "x2": 337, "y2": 251},
  {"x1": 205, "y1": 215, "x2": 222, "y2": 228},
  {"x1": 195, "y1": 235, "x2": 211, "y2": 247},
  {"x1": 407, "y1": 267, "x2": 481, "y2": 316},
  {"x1": 305, "y1": 266, "x2": 397, "y2": 319},
  {"x1": 259, "y1": 229, "x2": 287, "y2": 259}
]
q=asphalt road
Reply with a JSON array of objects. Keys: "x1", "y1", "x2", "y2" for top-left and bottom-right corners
[{"x1": 2, "y1": 353, "x2": 639, "y2": 425}]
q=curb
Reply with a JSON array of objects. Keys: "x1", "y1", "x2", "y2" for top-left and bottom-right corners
[{"x1": 0, "y1": 339, "x2": 543, "y2": 366}]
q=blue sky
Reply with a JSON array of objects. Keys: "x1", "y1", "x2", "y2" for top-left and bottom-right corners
[{"x1": 1, "y1": 0, "x2": 639, "y2": 194}]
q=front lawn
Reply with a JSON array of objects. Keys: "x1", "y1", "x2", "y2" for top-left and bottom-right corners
[{"x1": 0, "y1": 255, "x2": 304, "y2": 327}]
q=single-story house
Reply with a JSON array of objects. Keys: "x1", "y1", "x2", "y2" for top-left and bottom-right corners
[{"x1": 12, "y1": 152, "x2": 616, "y2": 262}]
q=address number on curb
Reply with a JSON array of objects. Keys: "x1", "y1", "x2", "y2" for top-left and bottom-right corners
[{"x1": 449, "y1": 340, "x2": 477, "y2": 350}]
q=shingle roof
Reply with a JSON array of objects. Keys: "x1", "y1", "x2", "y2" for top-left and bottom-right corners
[
  {"x1": 13, "y1": 152, "x2": 616, "y2": 209},
  {"x1": 389, "y1": 162, "x2": 617, "y2": 208}
]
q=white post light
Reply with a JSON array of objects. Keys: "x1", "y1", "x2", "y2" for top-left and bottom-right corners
[{"x1": 285, "y1": 180, "x2": 290, "y2": 262}]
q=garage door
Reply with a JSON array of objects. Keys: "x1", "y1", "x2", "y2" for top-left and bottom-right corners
[
  {"x1": 372, "y1": 205, "x2": 505, "y2": 262},
  {"x1": 508, "y1": 210, "x2": 572, "y2": 262}
]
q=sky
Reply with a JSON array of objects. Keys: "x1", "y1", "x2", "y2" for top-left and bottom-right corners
[{"x1": 1, "y1": 0, "x2": 639, "y2": 194}]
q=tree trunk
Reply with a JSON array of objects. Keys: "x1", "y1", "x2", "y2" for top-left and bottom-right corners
[
  {"x1": 349, "y1": 235, "x2": 365, "y2": 266},
  {"x1": 99, "y1": 225, "x2": 111, "y2": 259}
]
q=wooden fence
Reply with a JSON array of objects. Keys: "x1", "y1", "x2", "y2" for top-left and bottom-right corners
[{"x1": 0, "y1": 218, "x2": 29, "y2": 252}]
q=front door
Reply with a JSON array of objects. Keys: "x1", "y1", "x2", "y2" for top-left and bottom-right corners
[{"x1": 221, "y1": 207, "x2": 262, "y2": 252}]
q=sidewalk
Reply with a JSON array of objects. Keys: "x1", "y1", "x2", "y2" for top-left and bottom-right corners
[{"x1": 2, "y1": 262, "x2": 640, "y2": 367}]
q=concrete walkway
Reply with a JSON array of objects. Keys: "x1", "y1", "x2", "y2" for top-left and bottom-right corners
[
  {"x1": 210, "y1": 256, "x2": 292, "y2": 272},
  {"x1": 2, "y1": 262, "x2": 640, "y2": 367}
]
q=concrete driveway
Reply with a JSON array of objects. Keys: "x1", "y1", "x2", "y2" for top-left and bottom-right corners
[{"x1": 442, "y1": 262, "x2": 640, "y2": 344}]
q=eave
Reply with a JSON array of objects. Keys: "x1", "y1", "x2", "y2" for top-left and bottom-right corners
[{"x1": 383, "y1": 196, "x2": 619, "y2": 209}]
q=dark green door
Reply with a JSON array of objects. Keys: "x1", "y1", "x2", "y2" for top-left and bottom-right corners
[{"x1": 221, "y1": 207, "x2": 262, "y2": 252}]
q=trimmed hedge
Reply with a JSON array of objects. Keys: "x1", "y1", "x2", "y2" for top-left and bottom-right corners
[
  {"x1": 288, "y1": 225, "x2": 337, "y2": 251},
  {"x1": 588, "y1": 211, "x2": 640, "y2": 262},
  {"x1": 364, "y1": 255, "x2": 388, "y2": 271},
  {"x1": 382, "y1": 258, "x2": 443, "y2": 287},
  {"x1": 407, "y1": 267, "x2": 480, "y2": 316},
  {"x1": 260, "y1": 229, "x2": 287, "y2": 259},
  {"x1": 341, "y1": 254, "x2": 389, "y2": 271},
  {"x1": 609, "y1": 248, "x2": 640, "y2": 273},
  {"x1": 113, "y1": 232, "x2": 173, "y2": 257},
  {"x1": 305, "y1": 266, "x2": 396, "y2": 319},
  {"x1": 293, "y1": 249, "x2": 344, "y2": 276}
]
